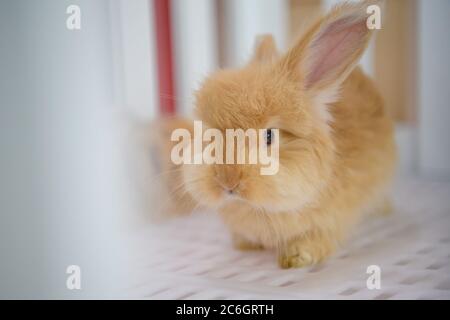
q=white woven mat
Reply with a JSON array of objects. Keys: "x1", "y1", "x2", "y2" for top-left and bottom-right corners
[{"x1": 127, "y1": 177, "x2": 450, "y2": 300}]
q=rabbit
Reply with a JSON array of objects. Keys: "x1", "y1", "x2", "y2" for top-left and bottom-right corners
[{"x1": 164, "y1": 0, "x2": 396, "y2": 268}]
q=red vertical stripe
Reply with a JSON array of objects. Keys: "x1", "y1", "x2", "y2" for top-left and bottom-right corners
[{"x1": 153, "y1": 0, "x2": 176, "y2": 115}]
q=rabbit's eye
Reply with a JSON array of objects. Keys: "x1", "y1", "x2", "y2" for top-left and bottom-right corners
[{"x1": 265, "y1": 129, "x2": 273, "y2": 145}]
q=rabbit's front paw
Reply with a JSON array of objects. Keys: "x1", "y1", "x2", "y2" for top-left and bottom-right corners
[
  {"x1": 278, "y1": 235, "x2": 335, "y2": 269},
  {"x1": 278, "y1": 249, "x2": 315, "y2": 268}
]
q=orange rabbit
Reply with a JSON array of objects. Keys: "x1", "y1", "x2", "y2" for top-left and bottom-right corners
[{"x1": 166, "y1": 0, "x2": 396, "y2": 268}]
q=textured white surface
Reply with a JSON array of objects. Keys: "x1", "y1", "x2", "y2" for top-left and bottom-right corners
[{"x1": 128, "y1": 177, "x2": 450, "y2": 299}]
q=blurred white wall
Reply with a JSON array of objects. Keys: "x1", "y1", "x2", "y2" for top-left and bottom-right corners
[
  {"x1": 110, "y1": 0, "x2": 159, "y2": 119},
  {"x1": 417, "y1": 0, "x2": 450, "y2": 178},
  {"x1": 0, "y1": 0, "x2": 129, "y2": 298},
  {"x1": 222, "y1": 0, "x2": 289, "y2": 67},
  {"x1": 171, "y1": 0, "x2": 218, "y2": 115}
]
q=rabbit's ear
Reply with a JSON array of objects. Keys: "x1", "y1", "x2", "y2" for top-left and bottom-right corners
[
  {"x1": 280, "y1": 1, "x2": 377, "y2": 94},
  {"x1": 251, "y1": 34, "x2": 279, "y2": 64}
]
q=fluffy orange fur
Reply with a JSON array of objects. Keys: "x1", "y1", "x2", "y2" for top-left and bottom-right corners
[{"x1": 159, "y1": 0, "x2": 396, "y2": 268}]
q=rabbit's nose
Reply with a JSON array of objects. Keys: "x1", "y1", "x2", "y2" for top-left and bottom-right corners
[
  {"x1": 216, "y1": 179, "x2": 240, "y2": 194},
  {"x1": 214, "y1": 165, "x2": 241, "y2": 194}
]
